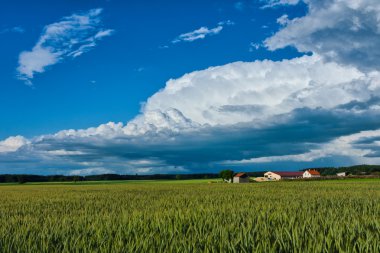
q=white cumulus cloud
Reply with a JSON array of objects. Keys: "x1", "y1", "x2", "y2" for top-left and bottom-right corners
[
  {"x1": 265, "y1": 0, "x2": 380, "y2": 71},
  {"x1": 142, "y1": 55, "x2": 367, "y2": 126},
  {"x1": 0, "y1": 136, "x2": 29, "y2": 153}
]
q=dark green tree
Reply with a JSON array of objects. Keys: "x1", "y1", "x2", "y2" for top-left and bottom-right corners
[
  {"x1": 17, "y1": 175, "x2": 27, "y2": 184},
  {"x1": 219, "y1": 170, "x2": 234, "y2": 182}
]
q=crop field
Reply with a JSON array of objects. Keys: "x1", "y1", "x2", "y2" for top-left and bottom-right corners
[{"x1": 0, "y1": 179, "x2": 379, "y2": 252}]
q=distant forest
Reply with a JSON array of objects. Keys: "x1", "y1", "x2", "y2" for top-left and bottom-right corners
[
  {"x1": 0, "y1": 173, "x2": 220, "y2": 184},
  {"x1": 1, "y1": 165, "x2": 379, "y2": 184}
]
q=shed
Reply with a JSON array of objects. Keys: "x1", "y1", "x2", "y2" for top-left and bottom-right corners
[{"x1": 233, "y1": 173, "x2": 249, "y2": 183}]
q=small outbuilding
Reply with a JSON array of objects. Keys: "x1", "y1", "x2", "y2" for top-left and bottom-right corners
[{"x1": 233, "y1": 173, "x2": 250, "y2": 183}]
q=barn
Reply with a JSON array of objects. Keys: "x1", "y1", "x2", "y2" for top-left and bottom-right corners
[
  {"x1": 233, "y1": 173, "x2": 250, "y2": 183},
  {"x1": 264, "y1": 171, "x2": 304, "y2": 180}
]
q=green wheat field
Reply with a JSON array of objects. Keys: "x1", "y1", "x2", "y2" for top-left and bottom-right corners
[{"x1": 0, "y1": 179, "x2": 379, "y2": 252}]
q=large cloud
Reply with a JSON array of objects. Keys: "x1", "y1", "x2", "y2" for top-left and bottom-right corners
[
  {"x1": 142, "y1": 55, "x2": 366, "y2": 126},
  {"x1": 2, "y1": 55, "x2": 380, "y2": 174},
  {"x1": 265, "y1": 0, "x2": 380, "y2": 71}
]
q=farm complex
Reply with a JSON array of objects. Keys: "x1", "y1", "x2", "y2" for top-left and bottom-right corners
[
  {"x1": 230, "y1": 169, "x2": 322, "y2": 183},
  {"x1": 264, "y1": 169, "x2": 321, "y2": 180}
]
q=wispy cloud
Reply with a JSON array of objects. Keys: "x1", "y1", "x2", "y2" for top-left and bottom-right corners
[
  {"x1": 158, "y1": 45, "x2": 169, "y2": 49},
  {"x1": 261, "y1": 0, "x2": 301, "y2": 9},
  {"x1": 249, "y1": 42, "x2": 262, "y2": 51},
  {"x1": 69, "y1": 167, "x2": 115, "y2": 176},
  {"x1": 234, "y1": 2, "x2": 245, "y2": 11},
  {"x1": 135, "y1": 67, "x2": 145, "y2": 72},
  {"x1": 0, "y1": 26, "x2": 24, "y2": 34},
  {"x1": 170, "y1": 20, "x2": 234, "y2": 46},
  {"x1": 218, "y1": 20, "x2": 235, "y2": 26},
  {"x1": 16, "y1": 8, "x2": 113, "y2": 85},
  {"x1": 172, "y1": 25, "x2": 223, "y2": 43}
]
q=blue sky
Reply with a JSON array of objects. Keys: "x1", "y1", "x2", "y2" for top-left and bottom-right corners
[
  {"x1": 1, "y1": 0, "x2": 380, "y2": 175},
  {"x1": 0, "y1": 0, "x2": 305, "y2": 139}
]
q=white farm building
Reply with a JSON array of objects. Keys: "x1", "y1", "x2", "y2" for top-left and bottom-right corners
[
  {"x1": 264, "y1": 171, "x2": 304, "y2": 180},
  {"x1": 303, "y1": 169, "x2": 321, "y2": 178},
  {"x1": 337, "y1": 172, "x2": 347, "y2": 177}
]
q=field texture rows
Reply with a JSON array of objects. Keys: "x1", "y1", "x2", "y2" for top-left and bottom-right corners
[{"x1": 0, "y1": 180, "x2": 379, "y2": 252}]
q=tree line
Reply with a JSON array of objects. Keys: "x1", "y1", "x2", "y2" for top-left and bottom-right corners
[{"x1": 0, "y1": 173, "x2": 220, "y2": 184}]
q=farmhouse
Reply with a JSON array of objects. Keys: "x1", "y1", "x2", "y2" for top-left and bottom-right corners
[
  {"x1": 264, "y1": 171, "x2": 304, "y2": 180},
  {"x1": 233, "y1": 173, "x2": 250, "y2": 183},
  {"x1": 303, "y1": 169, "x2": 321, "y2": 178}
]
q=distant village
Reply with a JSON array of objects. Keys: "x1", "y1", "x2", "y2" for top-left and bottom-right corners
[{"x1": 231, "y1": 169, "x2": 348, "y2": 183}]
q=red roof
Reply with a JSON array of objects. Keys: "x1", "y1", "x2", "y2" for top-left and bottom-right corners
[
  {"x1": 234, "y1": 173, "x2": 248, "y2": 178},
  {"x1": 307, "y1": 169, "x2": 320, "y2": 175},
  {"x1": 272, "y1": 171, "x2": 303, "y2": 177}
]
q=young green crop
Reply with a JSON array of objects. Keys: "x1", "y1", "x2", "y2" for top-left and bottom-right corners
[{"x1": 0, "y1": 180, "x2": 379, "y2": 252}]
